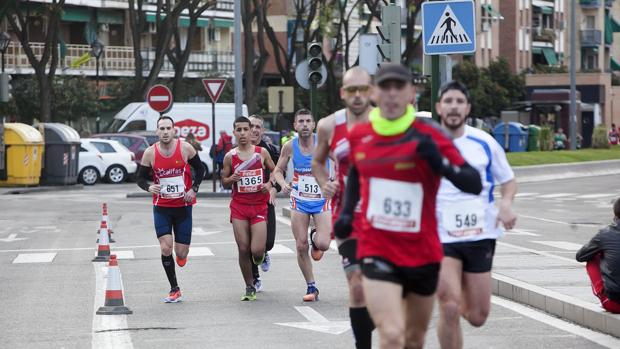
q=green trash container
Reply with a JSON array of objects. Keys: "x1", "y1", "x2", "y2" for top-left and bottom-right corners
[{"x1": 528, "y1": 125, "x2": 541, "y2": 151}]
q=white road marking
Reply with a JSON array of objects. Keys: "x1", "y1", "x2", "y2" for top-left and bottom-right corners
[
  {"x1": 531, "y1": 241, "x2": 583, "y2": 251},
  {"x1": 492, "y1": 296, "x2": 620, "y2": 349},
  {"x1": 188, "y1": 247, "x2": 214, "y2": 257},
  {"x1": 515, "y1": 192, "x2": 539, "y2": 197},
  {"x1": 537, "y1": 193, "x2": 576, "y2": 199},
  {"x1": 504, "y1": 229, "x2": 540, "y2": 237},
  {"x1": 92, "y1": 263, "x2": 133, "y2": 349},
  {"x1": 192, "y1": 228, "x2": 223, "y2": 236},
  {"x1": 276, "y1": 215, "x2": 292, "y2": 226},
  {"x1": 0, "y1": 233, "x2": 28, "y2": 242},
  {"x1": 576, "y1": 193, "x2": 616, "y2": 199},
  {"x1": 112, "y1": 250, "x2": 135, "y2": 260},
  {"x1": 12, "y1": 252, "x2": 56, "y2": 264},
  {"x1": 274, "y1": 306, "x2": 351, "y2": 335},
  {"x1": 519, "y1": 214, "x2": 605, "y2": 228},
  {"x1": 0, "y1": 239, "x2": 296, "y2": 254},
  {"x1": 269, "y1": 244, "x2": 295, "y2": 254},
  {"x1": 497, "y1": 241, "x2": 582, "y2": 265}
]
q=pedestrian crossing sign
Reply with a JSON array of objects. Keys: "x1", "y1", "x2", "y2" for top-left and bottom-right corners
[{"x1": 422, "y1": 0, "x2": 476, "y2": 55}]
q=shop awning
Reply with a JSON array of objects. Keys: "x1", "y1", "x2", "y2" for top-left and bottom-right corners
[
  {"x1": 213, "y1": 19, "x2": 233, "y2": 28},
  {"x1": 612, "y1": 16, "x2": 620, "y2": 32},
  {"x1": 542, "y1": 47, "x2": 558, "y2": 65},
  {"x1": 611, "y1": 57, "x2": 620, "y2": 71},
  {"x1": 61, "y1": 7, "x2": 91, "y2": 22},
  {"x1": 605, "y1": 15, "x2": 614, "y2": 45},
  {"x1": 97, "y1": 10, "x2": 124, "y2": 25}
]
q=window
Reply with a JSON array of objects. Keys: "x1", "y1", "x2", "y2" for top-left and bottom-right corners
[
  {"x1": 110, "y1": 136, "x2": 134, "y2": 149},
  {"x1": 585, "y1": 16, "x2": 595, "y2": 30},
  {"x1": 91, "y1": 142, "x2": 116, "y2": 153},
  {"x1": 124, "y1": 120, "x2": 146, "y2": 132},
  {"x1": 80, "y1": 146, "x2": 90, "y2": 152},
  {"x1": 137, "y1": 141, "x2": 149, "y2": 152}
]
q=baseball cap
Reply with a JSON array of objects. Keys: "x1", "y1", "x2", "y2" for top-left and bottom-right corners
[{"x1": 374, "y1": 63, "x2": 412, "y2": 85}]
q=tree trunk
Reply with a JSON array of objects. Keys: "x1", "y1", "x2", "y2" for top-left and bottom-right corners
[{"x1": 37, "y1": 74, "x2": 52, "y2": 122}]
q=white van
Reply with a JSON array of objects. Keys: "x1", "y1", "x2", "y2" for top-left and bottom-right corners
[{"x1": 105, "y1": 102, "x2": 248, "y2": 177}]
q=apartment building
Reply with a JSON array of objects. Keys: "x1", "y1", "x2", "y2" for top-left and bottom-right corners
[{"x1": 1, "y1": 0, "x2": 235, "y2": 79}]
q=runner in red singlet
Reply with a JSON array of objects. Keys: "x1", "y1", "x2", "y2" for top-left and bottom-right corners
[
  {"x1": 136, "y1": 116, "x2": 205, "y2": 303},
  {"x1": 334, "y1": 63, "x2": 482, "y2": 349},
  {"x1": 222, "y1": 116, "x2": 277, "y2": 301},
  {"x1": 312, "y1": 67, "x2": 375, "y2": 349}
]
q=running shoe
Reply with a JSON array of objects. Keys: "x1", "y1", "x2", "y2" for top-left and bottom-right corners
[
  {"x1": 241, "y1": 286, "x2": 257, "y2": 301},
  {"x1": 254, "y1": 277, "x2": 263, "y2": 292},
  {"x1": 302, "y1": 286, "x2": 319, "y2": 302},
  {"x1": 261, "y1": 252, "x2": 271, "y2": 272},
  {"x1": 164, "y1": 287, "x2": 182, "y2": 303},
  {"x1": 310, "y1": 229, "x2": 324, "y2": 261},
  {"x1": 176, "y1": 255, "x2": 187, "y2": 267}
]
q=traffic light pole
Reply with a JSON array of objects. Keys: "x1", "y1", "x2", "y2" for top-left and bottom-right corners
[
  {"x1": 310, "y1": 81, "x2": 318, "y2": 119},
  {"x1": 431, "y1": 55, "x2": 440, "y2": 121}
]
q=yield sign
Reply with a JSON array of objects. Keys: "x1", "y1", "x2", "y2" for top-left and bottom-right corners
[
  {"x1": 146, "y1": 84, "x2": 173, "y2": 113},
  {"x1": 202, "y1": 78, "x2": 227, "y2": 103}
]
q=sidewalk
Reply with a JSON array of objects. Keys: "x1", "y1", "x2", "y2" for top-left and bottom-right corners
[
  {"x1": 281, "y1": 206, "x2": 620, "y2": 337},
  {"x1": 0, "y1": 184, "x2": 83, "y2": 195}
]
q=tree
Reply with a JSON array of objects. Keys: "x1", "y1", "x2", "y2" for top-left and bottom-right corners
[
  {"x1": 6, "y1": 0, "x2": 65, "y2": 122},
  {"x1": 167, "y1": 0, "x2": 216, "y2": 99},
  {"x1": 127, "y1": 0, "x2": 187, "y2": 100},
  {"x1": 242, "y1": 0, "x2": 270, "y2": 113}
]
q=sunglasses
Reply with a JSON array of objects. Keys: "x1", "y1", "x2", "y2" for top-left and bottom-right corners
[{"x1": 343, "y1": 85, "x2": 370, "y2": 94}]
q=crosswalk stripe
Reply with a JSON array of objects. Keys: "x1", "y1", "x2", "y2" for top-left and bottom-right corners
[
  {"x1": 112, "y1": 250, "x2": 135, "y2": 260},
  {"x1": 531, "y1": 241, "x2": 583, "y2": 251},
  {"x1": 188, "y1": 247, "x2": 214, "y2": 257},
  {"x1": 515, "y1": 192, "x2": 539, "y2": 197},
  {"x1": 537, "y1": 193, "x2": 576, "y2": 198},
  {"x1": 576, "y1": 193, "x2": 616, "y2": 199},
  {"x1": 13, "y1": 252, "x2": 57, "y2": 264},
  {"x1": 270, "y1": 244, "x2": 295, "y2": 254}
]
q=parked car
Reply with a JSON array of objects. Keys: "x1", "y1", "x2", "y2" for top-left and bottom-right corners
[
  {"x1": 81, "y1": 138, "x2": 137, "y2": 184},
  {"x1": 92, "y1": 133, "x2": 149, "y2": 164},
  {"x1": 78, "y1": 142, "x2": 107, "y2": 185}
]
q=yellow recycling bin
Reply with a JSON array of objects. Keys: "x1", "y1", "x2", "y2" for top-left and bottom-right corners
[{"x1": 0, "y1": 123, "x2": 44, "y2": 186}]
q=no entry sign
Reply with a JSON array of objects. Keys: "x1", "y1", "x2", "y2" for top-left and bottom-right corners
[{"x1": 146, "y1": 85, "x2": 173, "y2": 113}]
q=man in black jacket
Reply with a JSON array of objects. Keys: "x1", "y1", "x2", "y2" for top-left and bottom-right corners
[
  {"x1": 249, "y1": 115, "x2": 281, "y2": 292},
  {"x1": 576, "y1": 198, "x2": 620, "y2": 313}
]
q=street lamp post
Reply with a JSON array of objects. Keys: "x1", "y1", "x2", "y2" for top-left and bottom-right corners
[
  {"x1": 91, "y1": 40, "x2": 104, "y2": 88},
  {"x1": 0, "y1": 32, "x2": 11, "y2": 73}
]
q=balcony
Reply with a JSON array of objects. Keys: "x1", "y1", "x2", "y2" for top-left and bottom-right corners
[
  {"x1": 606, "y1": 0, "x2": 615, "y2": 8},
  {"x1": 580, "y1": 0, "x2": 601, "y2": 7},
  {"x1": 215, "y1": 0, "x2": 234, "y2": 11},
  {"x1": 2, "y1": 42, "x2": 234, "y2": 77},
  {"x1": 533, "y1": 28, "x2": 556, "y2": 43},
  {"x1": 581, "y1": 29, "x2": 602, "y2": 47}
]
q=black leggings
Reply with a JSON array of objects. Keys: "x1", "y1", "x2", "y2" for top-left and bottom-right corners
[{"x1": 252, "y1": 203, "x2": 276, "y2": 278}]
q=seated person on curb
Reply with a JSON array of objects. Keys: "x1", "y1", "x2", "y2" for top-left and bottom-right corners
[{"x1": 576, "y1": 198, "x2": 620, "y2": 314}]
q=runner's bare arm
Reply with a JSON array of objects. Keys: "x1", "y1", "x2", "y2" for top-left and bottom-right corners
[
  {"x1": 496, "y1": 179, "x2": 517, "y2": 229},
  {"x1": 221, "y1": 152, "x2": 239, "y2": 189},
  {"x1": 273, "y1": 141, "x2": 292, "y2": 193},
  {"x1": 136, "y1": 147, "x2": 158, "y2": 193},
  {"x1": 312, "y1": 116, "x2": 338, "y2": 198}
]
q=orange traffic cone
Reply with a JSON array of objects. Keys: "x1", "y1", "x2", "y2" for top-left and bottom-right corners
[
  {"x1": 93, "y1": 221, "x2": 111, "y2": 262},
  {"x1": 101, "y1": 203, "x2": 115, "y2": 242},
  {"x1": 96, "y1": 255, "x2": 133, "y2": 315}
]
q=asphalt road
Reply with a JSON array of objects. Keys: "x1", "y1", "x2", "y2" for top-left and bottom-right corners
[{"x1": 1, "y1": 176, "x2": 619, "y2": 349}]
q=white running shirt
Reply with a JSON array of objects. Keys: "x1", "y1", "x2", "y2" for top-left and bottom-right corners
[{"x1": 436, "y1": 125, "x2": 514, "y2": 243}]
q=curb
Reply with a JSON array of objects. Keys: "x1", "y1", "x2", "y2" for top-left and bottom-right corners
[
  {"x1": 492, "y1": 273, "x2": 620, "y2": 337},
  {"x1": 0, "y1": 184, "x2": 84, "y2": 195}
]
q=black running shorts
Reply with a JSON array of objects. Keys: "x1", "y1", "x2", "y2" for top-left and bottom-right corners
[
  {"x1": 442, "y1": 239, "x2": 496, "y2": 273},
  {"x1": 361, "y1": 257, "x2": 440, "y2": 297}
]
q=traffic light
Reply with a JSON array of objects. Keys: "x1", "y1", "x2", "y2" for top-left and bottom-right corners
[
  {"x1": 307, "y1": 42, "x2": 323, "y2": 85},
  {"x1": 376, "y1": 5, "x2": 401, "y2": 63}
]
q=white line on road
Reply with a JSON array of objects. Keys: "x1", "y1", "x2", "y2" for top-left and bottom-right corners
[
  {"x1": 188, "y1": 247, "x2": 214, "y2": 257},
  {"x1": 515, "y1": 192, "x2": 539, "y2": 197},
  {"x1": 0, "y1": 239, "x2": 296, "y2": 254},
  {"x1": 519, "y1": 214, "x2": 605, "y2": 228},
  {"x1": 496, "y1": 241, "x2": 582, "y2": 265},
  {"x1": 269, "y1": 244, "x2": 295, "y2": 254},
  {"x1": 531, "y1": 240, "x2": 583, "y2": 251},
  {"x1": 504, "y1": 229, "x2": 540, "y2": 236},
  {"x1": 112, "y1": 250, "x2": 135, "y2": 260},
  {"x1": 12, "y1": 252, "x2": 56, "y2": 264},
  {"x1": 276, "y1": 216, "x2": 292, "y2": 226},
  {"x1": 536, "y1": 193, "x2": 576, "y2": 198},
  {"x1": 576, "y1": 193, "x2": 616, "y2": 199},
  {"x1": 296, "y1": 306, "x2": 330, "y2": 322},
  {"x1": 492, "y1": 296, "x2": 620, "y2": 349},
  {"x1": 274, "y1": 306, "x2": 351, "y2": 335},
  {"x1": 92, "y1": 263, "x2": 133, "y2": 349}
]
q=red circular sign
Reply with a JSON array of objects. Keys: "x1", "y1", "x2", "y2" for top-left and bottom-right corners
[{"x1": 146, "y1": 85, "x2": 173, "y2": 113}]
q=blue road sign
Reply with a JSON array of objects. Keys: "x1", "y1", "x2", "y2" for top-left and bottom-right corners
[{"x1": 422, "y1": 0, "x2": 476, "y2": 55}]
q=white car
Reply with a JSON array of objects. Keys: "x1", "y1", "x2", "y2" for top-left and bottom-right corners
[
  {"x1": 78, "y1": 142, "x2": 108, "y2": 185},
  {"x1": 81, "y1": 138, "x2": 137, "y2": 184}
]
